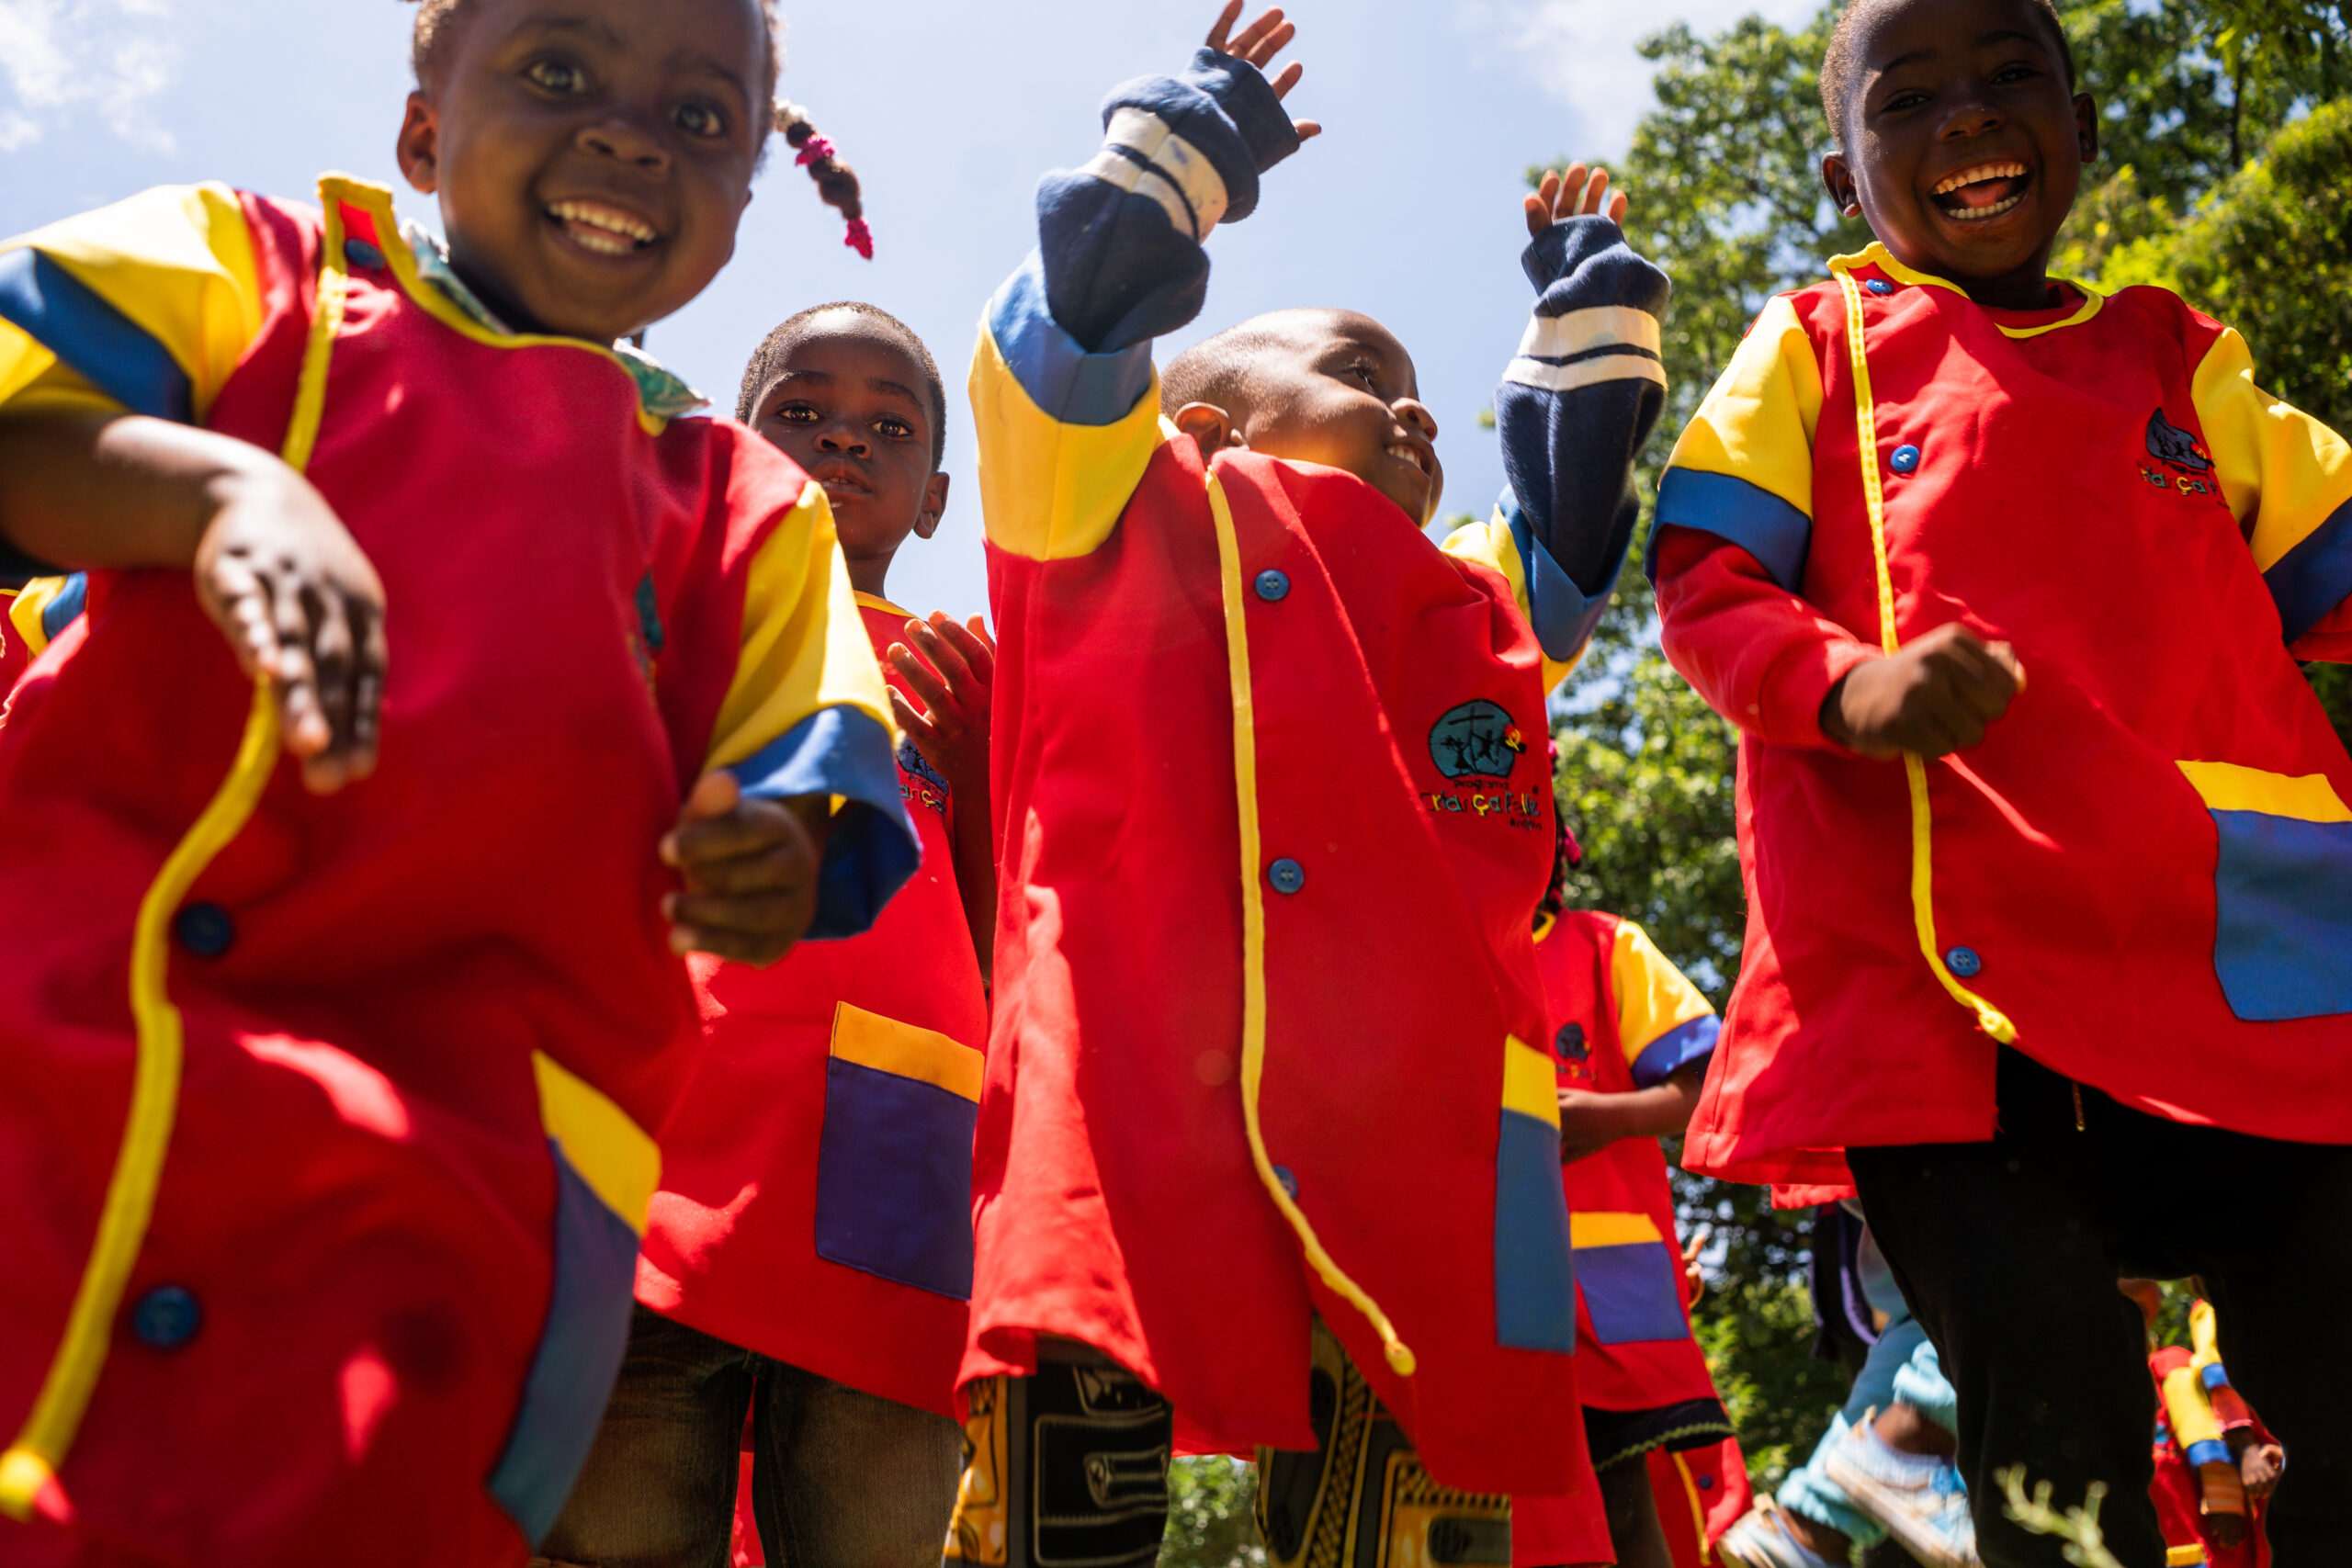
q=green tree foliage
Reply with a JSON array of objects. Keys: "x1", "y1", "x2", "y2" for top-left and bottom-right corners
[
  {"x1": 1159, "y1": 1457, "x2": 1267, "y2": 1568},
  {"x1": 1537, "y1": 0, "x2": 2352, "y2": 1496}
]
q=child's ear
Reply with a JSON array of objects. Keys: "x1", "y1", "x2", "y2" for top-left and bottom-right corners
[
  {"x1": 913, "y1": 470, "x2": 950, "y2": 541},
  {"x1": 396, "y1": 91, "x2": 441, "y2": 196},
  {"x1": 2073, "y1": 91, "x2": 2099, "y2": 164},
  {"x1": 1173, "y1": 402, "x2": 1241, "y2": 465},
  {"x1": 1820, "y1": 152, "x2": 1862, "y2": 220}
]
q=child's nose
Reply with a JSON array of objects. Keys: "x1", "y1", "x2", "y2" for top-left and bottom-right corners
[
  {"x1": 579, "y1": 116, "x2": 671, "y2": 173},
  {"x1": 1394, "y1": 398, "x2": 1438, "y2": 441},
  {"x1": 1938, "y1": 98, "x2": 2005, "y2": 141},
  {"x1": 817, "y1": 421, "x2": 869, "y2": 455}
]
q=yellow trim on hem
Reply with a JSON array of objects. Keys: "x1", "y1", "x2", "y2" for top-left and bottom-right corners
[
  {"x1": 0, "y1": 205, "x2": 357, "y2": 1519},
  {"x1": 830, "y1": 1001, "x2": 985, "y2": 1104},
  {"x1": 530, "y1": 1051, "x2": 661, "y2": 1235},
  {"x1": 1503, "y1": 1037, "x2": 1561, "y2": 1127},
  {"x1": 2177, "y1": 760, "x2": 2352, "y2": 822},
  {"x1": 1834, "y1": 242, "x2": 2106, "y2": 338},
  {"x1": 1667, "y1": 1450, "x2": 1712, "y2": 1562},
  {"x1": 1569, "y1": 1212, "x2": 1666, "y2": 1248},
  {"x1": 2168, "y1": 1546, "x2": 2211, "y2": 1567},
  {"x1": 1207, "y1": 465, "x2": 1416, "y2": 1380},
  {"x1": 1828, "y1": 260, "x2": 2017, "y2": 1046}
]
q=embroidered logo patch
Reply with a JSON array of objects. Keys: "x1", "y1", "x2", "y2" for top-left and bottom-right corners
[
  {"x1": 2139, "y1": 408, "x2": 2226, "y2": 502},
  {"x1": 897, "y1": 736, "x2": 950, "y2": 818},
  {"x1": 1423, "y1": 700, "x2": 1545, "y2": 830}
]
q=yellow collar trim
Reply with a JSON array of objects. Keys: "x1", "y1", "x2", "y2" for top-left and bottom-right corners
[
  {"x1": 314, "y1": 174, "x2": 694, "y2": 435},
  {"x1": 853, "y1": 591, "x2": 911, "y2": 617},
  {"x1": 1532, "y1": 910, "x2": 1558, "y2": 944},
  {"x1": 1832, "y1": 241, "x2": 2106, "y2": 339}
]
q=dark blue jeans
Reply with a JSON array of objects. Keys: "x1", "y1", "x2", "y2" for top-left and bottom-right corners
[{"x1": 534, "y1": 1307, "x2": 963, "y2": 1568}]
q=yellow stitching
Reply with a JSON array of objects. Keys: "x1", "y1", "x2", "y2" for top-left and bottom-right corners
[
  {"x1": 0, "y1": 215, "x2": 344, "y2": 1517},
  {"x1": 1829, "y1": 261, "x2": 2016, "y2": 1044},
  {"x1": 1207, "y1": 468, "x2": 1416, "y2": 1378}
]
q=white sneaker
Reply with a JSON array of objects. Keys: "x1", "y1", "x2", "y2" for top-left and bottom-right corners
[
  {"x1": 1821, "y1": 1419, "x2": 1980, "y2": 1568},
  {"x1": 1716, "y1": 1503, "x2": 1836, "y2": 1568}
]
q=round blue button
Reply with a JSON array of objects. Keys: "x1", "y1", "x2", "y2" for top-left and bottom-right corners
[
  {"x1": 343, "y1": 238, "x2": 385, "y2": 271},
  {"x1": 1866, "y1": 277, "x2": 1894, "y2": 296},
  {"x1": 1890, "y1": 444, "x2": 1922, "y2": 474},
  {"x1": 174, "y1": 902, "x2": 235, "y2": 958},
  {"x1": 1268, "y1": 857, "x2": 1306, "y2": 895},
  {"x1": 1946, "y1": 945, "x2": 1983, "y2": 978},
  {"x1": 1697, "y1": 1474, "x2": 1717, "y2": 1491},
  {"x1": 1254, "y1": 569, "x2": 1291, "y2": 603},
  {"x1": 1272, "y1": 1165, "x2": 1299, "y2": 1199},
  {"x1": 130, "y1": 1284, "x2": 202, "y2": 1350}
]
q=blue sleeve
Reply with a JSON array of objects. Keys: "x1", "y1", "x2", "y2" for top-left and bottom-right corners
[
  {"x1": 1492, "y1": 218, "x2": 1671, "y2": 661},
  {"x1": 987, "y1": 46, "x2": 1302, "y2": 430},
  {"x1": 727, "y1": 705, "x2": 921, "y2": 942}
]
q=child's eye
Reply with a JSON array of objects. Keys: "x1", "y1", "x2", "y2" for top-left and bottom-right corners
[
  {"x1": 674, "y1": 101, "x2": 726, "y2": 139},
  {"x1": 1992, "y1": 62, "x2": 2037, "y2": 85},
  {"x1": 524, "y1": 57, "x2": 585, "y2": 95},
  {"x1": 1348, "y1": 361, "x2": 1380, "y2": 389},
  {"x1": 876, "y1": 416, "x2": 915, "y2": 439},
  {"x1": 770, "y1": 403, "x2": 820, "y2": 424},
  {"x1": 1881, "y1": 89, "x2": 1929, "y2": 113}
]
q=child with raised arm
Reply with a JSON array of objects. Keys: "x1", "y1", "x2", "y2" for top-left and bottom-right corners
[
  {"x1": 540, "y1": 303, "x2": 990, "y2": 1568},
  {"x1": 0, "y1": 1, "x2": 915, "y2": 1562},
  {"x1": 1646, "y1": 0, "x2": 2352, "y2": 1561},
  {"x1": 946, "y1": 7, "x2": 1668, "y2": 1566}
]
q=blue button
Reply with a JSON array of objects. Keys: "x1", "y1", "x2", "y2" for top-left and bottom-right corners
[
  {"x1": 1268, "y1": 858, "x2": 1305, "y2": 895},
  {"x1": 1866, "y1": 277, "x2": 1894, "y2": 296},
  {"x1": 343, "y1": 238, "x2": 384, "y2": 271},
  {"x1": 1946, "y1": 945, "x2": 1983, "y2": 978},
  {"x1": 1697, "y1": 1474, "x2": 1717, "y2": 1490},
  {"x1": 1254, "y1": 569, "x2": 1291, "y2": 603},
  {"x1": 174, "y1": 903, "x2": 234, "y2": 958},
  {"x1": 1272, "y1": 1166, "x2": 1299, "y2": 1199},
  {"x1": 130, "y1": 1285, "x2": 202, "y2": 1350},
  {"x1": 1890, "y1": 444, "x2": 1921, "y2": 474}
]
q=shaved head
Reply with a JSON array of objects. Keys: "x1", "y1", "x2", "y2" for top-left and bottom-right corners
[{"x1": 1163, "y1": 308, "x2": 1378, "y2": 422}]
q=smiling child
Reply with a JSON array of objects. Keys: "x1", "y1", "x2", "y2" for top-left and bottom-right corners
[
  {"x1": 1645, "y1": 0, "x2": 2352, "y2": 1561},
  {"x1": 542, "y1": 304, "x2": 992, "y2": 1568},
  {"x1": 0, "y1": 0, "x2": 916, "y2": 1562},
  {"x1": 949, "y1": 6, "x2": 1669, "y2": 1565}
]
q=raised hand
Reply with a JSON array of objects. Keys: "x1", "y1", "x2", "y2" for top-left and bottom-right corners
[
  {"x1": 1205, "y1": 2, "x2": 1321, "y2": 140},
  {"x1": 660, "y1": 771, "x2": 830, "y2": 965},
  {"x1": 888, "y1": 613, "x2": 995, "y2": 795},
  {"x1": 1525, "y1": 163, "x2": 1630, "y2": 236}
]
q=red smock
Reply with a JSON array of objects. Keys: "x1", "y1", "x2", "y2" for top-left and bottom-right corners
[{"x1": 1651, "y1": 245, "x2": 2352, "y2": 1188}]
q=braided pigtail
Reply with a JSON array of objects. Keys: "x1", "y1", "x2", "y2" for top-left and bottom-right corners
[
  {"x1": 774, "y1": 100, "x2": 872, "y2": 260},
  {"x1": 1536, "y1": 739, "x2": 1582, "y2": 925}
]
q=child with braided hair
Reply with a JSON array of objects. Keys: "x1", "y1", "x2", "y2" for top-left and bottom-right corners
[{"x1": 0, "y1": 0, "x2": 917, "y2": 1562}]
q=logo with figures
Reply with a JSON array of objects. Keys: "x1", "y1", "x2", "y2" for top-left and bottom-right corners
[
  {"x1": 1422, "y1": 700, "x2": 1545, "y2": 830},
  {"x1": 2140, "y1": 408, "x2": 2225, "y2": 504},
  {"x1": 896, "y1": 736, "x2": 949, "y2": 818}
]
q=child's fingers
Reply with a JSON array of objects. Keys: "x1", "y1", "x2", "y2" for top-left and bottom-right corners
[
  {"x1": 1227, "y1": 9, "x2": 1290, "y2": 65},
  {"x1": 667, "y1": 808, "x2": 797, "y2": 872},
  {"x1": 1204, "y1": 0, "x2": 1245, "y2": 52},
  {"x1": 888, "y1": 686, "x2": 935, "y2": 741},
  {"x1": 965, "y1": 614, "x2": 996, "y2": 656},
  {"x1": 937, "y1": 612, "x2": 996, "y2": 682},
  {"x1": 1606, "y1": 189, "x2": 1629, "y2": 225},
  {"x1": 266, "y1": 573, "x2": 333, "y2": 764},
  {"x1": 668, "y1": 833, "x2": 816, "y2": 897},
  {"x1": 1268, "y1": 60, "x2": 1303, "y2": 100},
  {"x1": 889, "y1": 643, "x2": 957, "y2": 717},
  {"x1": 1985, "y1": 637, "x2": 2027, "y2": 692},
  {"x1": 669, "y1": 888, "x2": 808, "y2": 938},
  {"x1": 1577, "y1": 168, "x2": 1612, "y2": 217},
  {"x1": 347, "y1": 595, "x2": 388, "y2": 778},
  {"x1": 1293, "y1": 119, "x2": 1321, "y2": 141},
  {"x1": 682, "y1": 770, "x2": 741, "y2": 823},
  {"x1": 906, "y1": 618, "x2": 977, "y2": 691},
  {"x1": 1555, "y1": 164, "x2": 1589, "y2": 220}
]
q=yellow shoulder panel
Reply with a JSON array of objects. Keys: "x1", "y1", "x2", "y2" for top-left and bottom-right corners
[
  {"x1": 969, "y1": 321, "x2": 1169, "y2": 562},
  {"x1": 2189, "y1": 327, "x2": 2352, "y2": 573},
  {"x1": 1661, "y1": 292, "x2": 1824, "y2": 519},
  {"x1": 1609, "y1": 918, "x2": 1716, "y2": 1067}
]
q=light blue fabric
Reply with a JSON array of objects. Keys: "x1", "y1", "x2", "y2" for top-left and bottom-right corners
[{"x1": 1777, "y1": 1225, "x2": 1959, "y2": 1545}]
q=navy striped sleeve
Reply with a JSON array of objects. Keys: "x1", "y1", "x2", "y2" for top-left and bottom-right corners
[
  {"x1": 1495, "y1": 217, "x2": 1670, "y2": 653},
  {"x1": 1032, "y1": 46, "x2": 1302, "y2": 358}
]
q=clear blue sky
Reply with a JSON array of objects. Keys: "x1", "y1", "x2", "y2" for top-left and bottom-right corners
[{"x1": 0, "y1": 0, "x2": 1809, "y2": 620}]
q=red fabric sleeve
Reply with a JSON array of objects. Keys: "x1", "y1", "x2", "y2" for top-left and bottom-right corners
[{"x1": 1652, "y1": 525, "x2": 1882, "y2": 750}]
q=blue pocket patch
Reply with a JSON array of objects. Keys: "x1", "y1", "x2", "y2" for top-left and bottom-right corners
[
  {"x1": 2177, "y1": 762, "x2": 2352, "y2": 1021},
  {"x1": 813, "y1": 1005, "x2": 981, "y2": 1300}
]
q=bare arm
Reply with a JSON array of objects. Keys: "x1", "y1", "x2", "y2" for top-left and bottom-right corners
[
  {"x1": 0, "y1": 408, "x2": 387, "y2": 790},
  {"x1": 1557, "y1": 1060, "x2": 1705, "y2": 1166}
]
